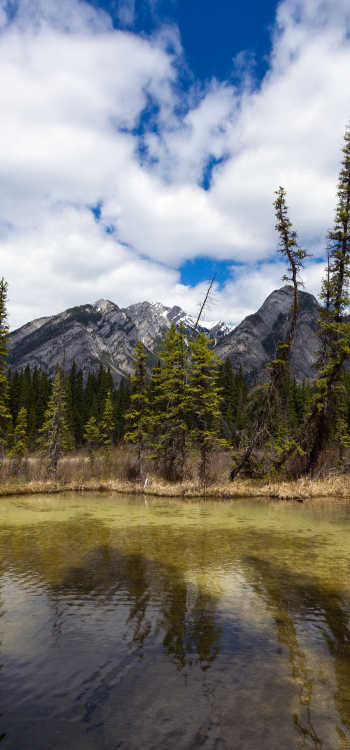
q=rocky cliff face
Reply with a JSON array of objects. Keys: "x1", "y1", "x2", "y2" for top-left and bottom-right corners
[
  {"x1": 215, "y1": 287, "x2": 320, "y2": 383},
  {"x1": 8, "y1": 287, "x2": 322, "y2": 383},
  {"x1": 8, "y1": 299, "x2": 230, "y2": 382}
]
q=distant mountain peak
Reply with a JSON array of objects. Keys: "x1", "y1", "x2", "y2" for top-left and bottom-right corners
[{"x1": 7, "y1": 288, "x2": 323, "y2": 383}]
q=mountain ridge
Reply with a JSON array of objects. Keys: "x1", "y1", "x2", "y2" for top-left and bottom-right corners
[
  {"x1": 8, "y1": 288, "x2": 322, "y2": 383},
  {"x1": 8, "y1": 298, "x2": 231, "y2": 382}
]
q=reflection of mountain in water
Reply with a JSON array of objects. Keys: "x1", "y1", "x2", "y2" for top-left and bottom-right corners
[{"x1": 0, "y1": 506, "x2": 350, "y2": 747}]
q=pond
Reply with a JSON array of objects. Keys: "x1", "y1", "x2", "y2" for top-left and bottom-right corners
[{"x1": 0, "y1": 493, "x2": 350, "y2": 749}]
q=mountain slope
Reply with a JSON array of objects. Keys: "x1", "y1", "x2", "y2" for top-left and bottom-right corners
[
  {"x1": 8, "y1": 299, "x2": 230, "y2": 381},
  {"x1": 8, "y1": 287, "x2": 322, "y2": 383},
  {"x1": 215, "y1": 287, "x2": 320, "y2": 383}
]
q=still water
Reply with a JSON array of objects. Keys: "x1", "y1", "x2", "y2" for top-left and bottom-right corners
[{"x1": 0, "y1": 493, "x2": 350, "y2": 749}]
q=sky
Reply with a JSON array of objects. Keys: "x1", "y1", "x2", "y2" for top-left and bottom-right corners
[{"x1": 1, "y1": 0, "x2": 350, "y2": 330}]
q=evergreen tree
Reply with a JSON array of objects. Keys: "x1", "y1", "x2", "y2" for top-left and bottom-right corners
[
  {"x1": 275, "y1": 126, "x2": 350, "y2": 474},
  {"x1": 230, "y1": 188, "x2": 307, "y2": 479},
  {"x1": 188, "y1": 333, "x2": 228, "y2": 485},
  {"x1": 0, "y1": 279, "x2": 11, "y2": 452},
  {"x1": 100, "y1": 390, "x2": 115, "y2": 451},
  {"x1": 152, "y1": 322, "x2": 188, "y2": 480},
  {"x1": 39, "y1": 364, "x2": 74, "y2": 472},
  {"x1": 306, "y1": 127, "x2": 350, "y2": 472},
  {"x1": 124, "y1": 341, "x2": 150, "y2": 481},
  {"x1": 83, "y1": 416, "x2": 100, "y2": 461},
  {"x1": 10, "y1": 406, "x2": 28, "y2": 473}
]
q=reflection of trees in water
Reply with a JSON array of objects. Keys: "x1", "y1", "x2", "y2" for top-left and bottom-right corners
[
  {"x1": 1, "y1": 514, "x2": 350, "y2": 743},
  {"x1": 240, "y1": 542, "x2": 350, "y2": 749},
  {"x1": 242, "y1": 555, "x2": 323, "y2": 750},
  {"x1": 160, "y1": 576, "x2": 221, "y2": 670},
  {"x1": 50, "y1": 593, "x2": 65, "y2": 648},
  {"x1": 53, "y1": 536, "x2": 222, "y2": 671},
  {"x1": 316, "y1": 590, "x2": 350, "y2": 741}
]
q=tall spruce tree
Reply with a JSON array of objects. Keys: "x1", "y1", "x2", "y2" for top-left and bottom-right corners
[
  {"x1": 124, "y1": 341, "x2": 150, "y2": 481},
  {"x1": 230, "y1": 188, "x2": 307, "y2": 479},
  {"x1": 306, "y1": 127, "x2": 350, "y2": 473},
  {"x1": 100, "y1": 390, "x2": 115, "y2": 451},
  {"x1": 10, "y1": 406, "x2": 28, "y2": 473},
  {"x1": 275, "y1": 126, "x2": 350, "y2": 474},
  {"x1": 39, "y1": 364, "x2": 74, "y2": 472},
  {"x1": 188, "y1": 333, "x2": 228, "y2": 485},
  {"x1": 152, "y1": 322, "x2": 188, "y2": 480},
  {"x1": 84, "y1": 416, "x2": 100, "y2": 461}
]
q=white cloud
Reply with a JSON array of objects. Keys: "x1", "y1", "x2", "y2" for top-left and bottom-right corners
[{"x1": 0, "y1": 0, "x2": 349, "y2": 330}]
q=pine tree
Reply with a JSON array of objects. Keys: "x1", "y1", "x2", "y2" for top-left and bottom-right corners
[
  {"x1": 0, "y1": 279, "x2": 11, "y2": 453},
  {"x1": 83, "y1": 416, "x2": 100, "y2": 461},
  {"x1": 188, "y1": 333, "x2": 228, "y2": 485},
  {"x1": 10, "y1": 406, "x2": 28, "y2": 473},
  {"x1": 306, "y1": 126, "x2": 350, "y2": 472},
  {"x1": 230, "y1": 188, "x2": 307, "y2": 479},
  {"x1": 124, "y1": 341, "x2": 150, "y2": 481},
  {"x1": 100, "y1": 390, "x2": 115, "y2": 452},
  {"x1": 39, "y1": 364, "x2": 74, "y2": 472},
  {"x1": 152, "y1": 322, "x2": 188, "y2": 480},
  {"x1": 275, "y1": 126, "x2": 350, "y2": 474}
]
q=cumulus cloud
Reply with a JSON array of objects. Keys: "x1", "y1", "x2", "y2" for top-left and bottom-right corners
[{"x1": 0, "y1": 0, "x2": 349, "y2": 330}]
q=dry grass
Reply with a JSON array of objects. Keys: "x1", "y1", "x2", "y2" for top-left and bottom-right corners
[{"x1": 0, "y1": 449, "x2": 350, "y2": 500}]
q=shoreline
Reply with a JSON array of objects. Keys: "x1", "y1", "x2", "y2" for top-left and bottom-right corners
[{"x1": 0, "y1": 475, "x2": 349, "y2": 500}]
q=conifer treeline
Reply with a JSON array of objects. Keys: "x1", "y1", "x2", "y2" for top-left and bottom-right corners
[
  {"x1": 6, "y1": 362, "x2": 131, "y2": 448},
  {"x1": 5, "y1": 319, "x2": 350, "y2": 479},
  {"x1": 5, "y1": 341, "x2": 329, "y2": 453}
]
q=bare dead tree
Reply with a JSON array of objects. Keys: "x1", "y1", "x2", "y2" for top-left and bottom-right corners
[{"x1": 190, "y1": 273, "x2": 217, "y2": 341}]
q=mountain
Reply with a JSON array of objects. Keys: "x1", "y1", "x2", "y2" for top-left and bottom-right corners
[
  {"x1": 7, "y1": 287, "x2": 322, "y2": 383},
  {"x1": 8, "y1": 299, "x2": 231, "y2": 382},
  {"x1": 215, "y1": 286, "x2": 320, "y2": 383}
]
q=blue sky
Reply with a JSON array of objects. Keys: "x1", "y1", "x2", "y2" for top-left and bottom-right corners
[
  {"x1": 91, "y1": 0, "x2": 278, "y2": 82},
  {"x1": 0, "y1": 0, "x2": 349, "y2": 328}
]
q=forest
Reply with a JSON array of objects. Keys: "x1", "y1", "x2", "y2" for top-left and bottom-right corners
[{"x1": 1, "y1": 125, "x2": 350, "y2": 487}]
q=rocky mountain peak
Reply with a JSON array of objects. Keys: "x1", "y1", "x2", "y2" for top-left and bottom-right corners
[
  {"x1": 215, "y1": 286, "x2": 321, "y2": 383},
  {"x1": 92, "y1": 299, "x2": 115, "y2": 313},
  {"x1": 7, "y1": 287, "x2": 324, "y2": 384}
]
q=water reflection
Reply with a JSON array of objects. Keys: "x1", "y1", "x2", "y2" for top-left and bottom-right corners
[
  {"x1": 0, "y1": 495, "x2": 349, "y2": 749},
  {"x1": 239, "y1": 541, "x2": 350, "y2": 749},
  {"x1": 54, "y1": 543, "x2": 222, "y2": 669}
]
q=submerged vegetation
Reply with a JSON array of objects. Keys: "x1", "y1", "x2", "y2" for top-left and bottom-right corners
[{"x1": 2, "y1": 126, "x2": 350, "y2": 492}]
